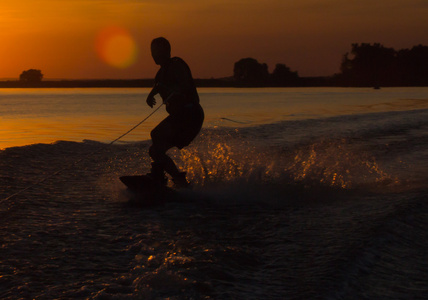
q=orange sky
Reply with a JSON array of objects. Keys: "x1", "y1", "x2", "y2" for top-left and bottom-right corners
[{"x1": 0, "y1": 0, "x2": 427, "y2": 79}]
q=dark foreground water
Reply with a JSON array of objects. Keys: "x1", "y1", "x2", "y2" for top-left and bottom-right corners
[{"x1": 1, "y1": 91, "x2": 428, "y2": 299}]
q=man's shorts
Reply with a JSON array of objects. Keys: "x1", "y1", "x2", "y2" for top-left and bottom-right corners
[{"x1": 151, "y1": 103, "x2": 204, "y2": 149}]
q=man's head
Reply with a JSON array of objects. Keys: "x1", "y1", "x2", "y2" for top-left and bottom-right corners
[{"x1": 151, "y1": 37, "x2": 171, "y2": 66}]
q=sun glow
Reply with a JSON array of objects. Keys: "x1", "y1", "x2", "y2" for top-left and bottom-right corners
[{"x1": 95, "y1": 26, "x2": 138, "y2": 69}]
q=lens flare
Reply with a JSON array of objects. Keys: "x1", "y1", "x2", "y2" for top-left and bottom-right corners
[{"x1": 95, "y1": 26, "x2": 137, "y2": 69}]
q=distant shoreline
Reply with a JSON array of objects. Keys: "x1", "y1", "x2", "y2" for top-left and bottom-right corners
[
  {"x1": 0, "y1": 78, "x2": 426, "y2": 88},
  {"x1": 0, "y1": 78, "x2": 237, "y2": 88}
]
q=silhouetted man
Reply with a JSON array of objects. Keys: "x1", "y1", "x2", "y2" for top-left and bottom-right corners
[{"x1": 146, "y1": 37, "x2": 204, "y2": 187}]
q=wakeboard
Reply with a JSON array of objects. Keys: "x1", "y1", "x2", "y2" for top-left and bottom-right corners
[{"x1": 119, "y1": 175, "x2": 179, "y2": 206}]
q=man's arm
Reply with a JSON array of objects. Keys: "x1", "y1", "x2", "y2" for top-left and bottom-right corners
[{"x1": 146, "y1": 84, "x2": 160, "y2": 108}]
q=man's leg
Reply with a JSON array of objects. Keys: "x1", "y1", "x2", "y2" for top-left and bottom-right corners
[
  {"x1": 148, "y1": 143, "x2": 180, "y2": 178},
  {"x1": 148, "y1": 143, "x2": 189, "y2": 187},
  {"x1": 148, "y1": 116, "x2": 190, "y2": 187}
]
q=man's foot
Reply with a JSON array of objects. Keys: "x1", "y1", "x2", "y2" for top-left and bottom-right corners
[
  {"x1": 172, "y1": 172, "x2": 191, "y2": 189},
  {"x1": 145, "y1": 172, "x2": 168, "y2": 186},
  {"x1": 146, "y1": 162, "x2": 168, "y2": 186}
]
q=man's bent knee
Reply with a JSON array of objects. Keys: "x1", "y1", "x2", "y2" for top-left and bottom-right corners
[{"x1": 149, "y1": 145, "x2": 161, "y2": 161}]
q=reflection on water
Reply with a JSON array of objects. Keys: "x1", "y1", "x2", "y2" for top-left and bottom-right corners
[
  {"x1": 1, "y1": 87, "x2": 428, "y2": 149},
  {"x1": 1, "y1": 97, "x2": 428, "y2": 299},
  {"x1": 0, "y1": 117, "x2": 155, "y2": 149}
]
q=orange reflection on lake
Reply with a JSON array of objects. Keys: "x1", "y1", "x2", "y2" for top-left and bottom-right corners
[{"x1": 0, "y1": 116, "x2": 154, "y2": 150}]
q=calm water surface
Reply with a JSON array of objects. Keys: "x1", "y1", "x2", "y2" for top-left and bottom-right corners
[
  {"x1": 1, "y1": 87, "x2": 428, "y2": 149},
  {"x1": 1, "y1": 87, "x2": 428, "y2": 299}
]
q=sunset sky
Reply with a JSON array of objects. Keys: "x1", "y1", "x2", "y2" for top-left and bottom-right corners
[{"x1": 0, "y1": 0, "x2": 427, "y2": 79}]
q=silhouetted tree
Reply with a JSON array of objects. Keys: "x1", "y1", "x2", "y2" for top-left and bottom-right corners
[
  {"x1": 397, "y1": 45, "x2": 428, "y2": 85},
  {"x1": 338, "y1": 43, "x2": 428, "y2": 86},
  {"x1": 19, "y1": 69, "x2": 43, "y2": 83},
  {"x1": 233, "y1": 58, "x2": 269, "y2": 86},
  {"x1": 270, "y1": 63, "x2": 299, "y2": 86},
  {"x1": 340, "y1": 43, "x2": 396, "y2": 86}
]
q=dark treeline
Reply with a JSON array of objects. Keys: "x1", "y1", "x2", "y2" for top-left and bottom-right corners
[
  {"x1": 1, "y1": 43, "x2": 427, "y2": 88},
  {"x1": 336, "y1": 43, "x2": 428, "y2": 87},
  {"x1": 233, "y1": 57, "x2": 299, "y2": 87},
  {"x1": 0, "y1": 78, "x2": 238, "y2": 88},
  {"x1": 231, "y1": 43, "x2": 428, "y2": 87},
  {"x1": 0, "y1": 79, "x2": 155, "y2": 88}
]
